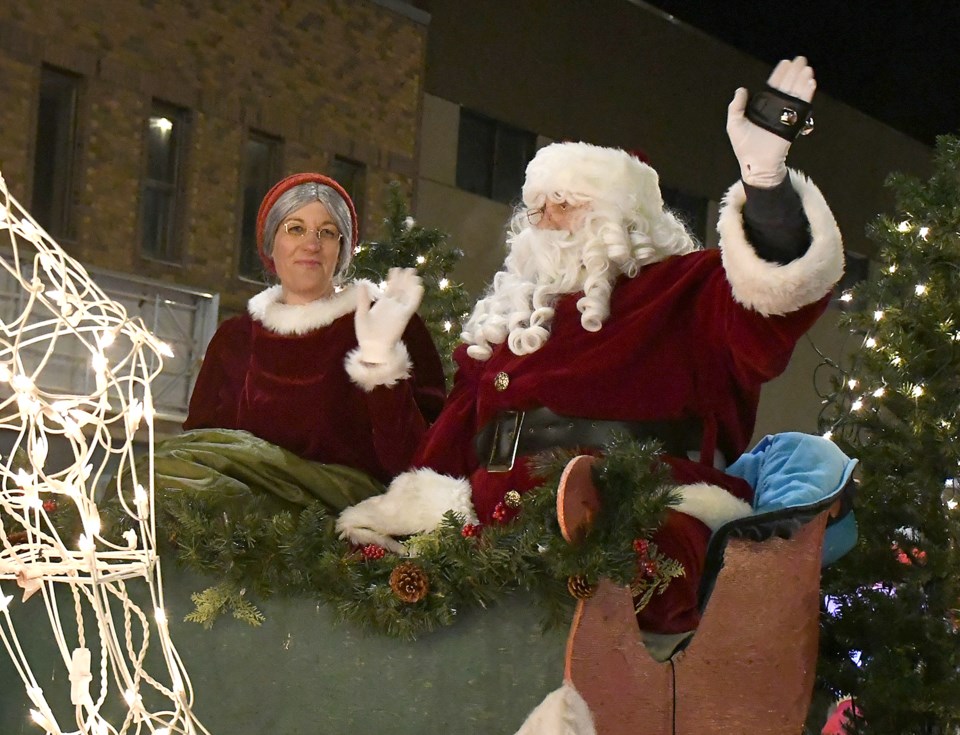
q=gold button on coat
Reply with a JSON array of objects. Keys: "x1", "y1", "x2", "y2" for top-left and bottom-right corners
[{"x1": 494, "y1": 371, "x2": 509, "y2": 391}]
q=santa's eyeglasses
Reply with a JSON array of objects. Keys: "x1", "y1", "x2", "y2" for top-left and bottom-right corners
[{"x1": 525, "y1": 201, "x2": 571, "y2": 226}]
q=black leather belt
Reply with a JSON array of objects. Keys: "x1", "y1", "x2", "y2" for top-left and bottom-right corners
[{"x1": 474, "y1": 407, "x2": 704, "y2": 473}]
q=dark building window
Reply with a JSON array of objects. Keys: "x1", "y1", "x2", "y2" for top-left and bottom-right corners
[
  {"x1": 661, "y1": 185, "x2": 709, "y2": 245},
  {"x1": 32, "y1": 65, "x2": 80, "y2": 240},
  {"x1": 837, "y1": 250, "x2": 870, "y2": 301},
  {"x1": 238, "y1": 131, "x2": 283, "y2": 280},
  {"x1": 329, "y1": 155, "x2": 366, "y2": 226},
  {"x1": 141, "y1": 100, "x2": 189, "y2": 262},
  {"x1": 456, "y1": 109, "x2": 536, "y2": 205}
]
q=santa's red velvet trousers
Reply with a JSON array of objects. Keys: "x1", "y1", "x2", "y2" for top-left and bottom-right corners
[{"x1": 635, "y1": 510, "x2": 712, "y2": 634}]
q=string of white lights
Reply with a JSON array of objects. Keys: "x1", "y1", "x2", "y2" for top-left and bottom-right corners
[
  {"x1": 0, "y1": 170, "x2": 208, "y2": 735},
  {"x1": 821, "y1": 220, "x2": 939, "y2": 439}
]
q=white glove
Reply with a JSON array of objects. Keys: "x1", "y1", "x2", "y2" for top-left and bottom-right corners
[
  {"x1": 726, "y1": 56, "x2": 817, "y2": 188},
  {"x1": 354, "y1": 267, "x2": 424, "y2": 365}
]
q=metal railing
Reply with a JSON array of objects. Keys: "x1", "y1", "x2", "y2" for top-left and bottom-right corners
[{"x1": 0, "y1": 251, "x2": 219, "y2": 424}]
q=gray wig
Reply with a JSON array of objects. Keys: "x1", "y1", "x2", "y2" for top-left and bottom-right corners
[{"x1": 262, "y1": 183, "x2": 354, "y2": 283}]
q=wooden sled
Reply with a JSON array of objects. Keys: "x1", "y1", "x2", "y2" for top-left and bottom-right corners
[{"x1": 558, "y1": 455, "x2": 845, "y2": 735}]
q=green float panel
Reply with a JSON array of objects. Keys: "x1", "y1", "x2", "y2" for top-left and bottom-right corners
[{"x1": 0, "y1": 560, "x2": 567, "y2": 734}]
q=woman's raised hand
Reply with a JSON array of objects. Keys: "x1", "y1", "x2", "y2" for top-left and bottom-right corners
[{"x1": 354, "y1": 268, "x2": 424, "y2": 365}]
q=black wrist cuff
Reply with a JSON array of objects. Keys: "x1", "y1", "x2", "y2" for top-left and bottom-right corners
[{"x1": 746, "y1": 85, "x2": 814, "y2": 141}]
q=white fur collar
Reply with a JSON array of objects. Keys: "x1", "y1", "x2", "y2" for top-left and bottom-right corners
[{"x1": 247, "y1": 281, "x2": 378, "y2": 335}]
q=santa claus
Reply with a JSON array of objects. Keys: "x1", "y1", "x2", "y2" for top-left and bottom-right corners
[{"x1": 337, "y1": 56, "x2": 842, "y2": 658}]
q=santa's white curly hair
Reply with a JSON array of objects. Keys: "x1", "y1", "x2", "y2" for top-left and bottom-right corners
[{"x1": 462, "y1": 141, "x2": 699, "y2": 360}]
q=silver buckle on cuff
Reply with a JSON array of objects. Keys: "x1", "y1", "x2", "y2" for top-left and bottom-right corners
[
  {"x1": 486, "y1": 410, "x2": 525, "y2": 473},
  {"x1": 779, "y1": 107, "x2": 799, "y2": 126}
]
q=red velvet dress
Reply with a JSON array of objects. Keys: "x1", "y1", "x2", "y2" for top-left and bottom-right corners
[{"x1": 184, "y1": 284, "x2": 446, "y2": 484}]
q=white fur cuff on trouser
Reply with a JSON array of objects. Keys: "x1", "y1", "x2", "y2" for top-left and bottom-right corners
[
  {"x1": 672, "y1": 482, "x2": 753, "y2": 532},
  {"x1": 718, "y1": 169, "x2": 844, "y2": 316},
  {"x1": 335, "y1": 468, "x2": 477, "y2": 554},
  {"x1": 513, "y1": 683, "x2": 596, "y2": 735}
]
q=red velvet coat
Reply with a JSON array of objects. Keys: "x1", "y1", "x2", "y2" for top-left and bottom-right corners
[
  {"x1": 184, "y1": 284, "x2": 446, "y2": 484},
  {"x1": 410, "y1": 249, "x2": 830, "y2": 633},
  {"x1": 414, "y1": 249, "x2": 829, "y2": 523},
  {"x1": 336, "y1": 171, "x2": 844, "y2": 634}
]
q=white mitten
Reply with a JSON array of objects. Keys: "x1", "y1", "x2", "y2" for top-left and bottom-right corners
[
  {"x1": 513, "y1": 683, "x2": 596, "y2": 735},
  {"x1": 354, "y1": 267, "x2": 424, "y2": 364},
  {"x1": 726, "y1": 56, "x2": 817, "y2": 188},
  {"x1": 336, "y1": 469, "x2": 478, "y2": 554}
]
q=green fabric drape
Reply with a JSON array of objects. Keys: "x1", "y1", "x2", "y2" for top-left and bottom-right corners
[
  {"x1": 143, "y1": 427, "x2": 384, "y2": 514},
  {"x1": 104, "y1": 428, "x2": 389, "y2": 625}
]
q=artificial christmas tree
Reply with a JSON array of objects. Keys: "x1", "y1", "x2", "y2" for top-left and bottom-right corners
[{"x1": 817, "y1": 134, "x2": 960, "y2": 733}]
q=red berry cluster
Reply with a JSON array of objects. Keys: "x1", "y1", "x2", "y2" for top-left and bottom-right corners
[
  {"x1": 461, "y1": 523, "x2": 482, "y2": 538},
  {"x1": 633, "y1": 538, "x2": 658, "y2": 579},
  {"x1": 361, "y1": 544, "x2": 386, "y2": 560},
  {"x1": 638, "y1": 559, "x2": 659, "y2": 579},
  {"x1": 42, "y1": 499, "x2": 58, "y2": 513},
  {"x1": 491, "y1": 501, "x2": 510, "y2": 523},
  {"x1": 894, "y1": 543, "x2": 928, "y2": 566}
]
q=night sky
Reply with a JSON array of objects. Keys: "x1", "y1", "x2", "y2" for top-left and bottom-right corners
[{"x1": 639, "y1": 1, "x2": 960, "y2": 146}]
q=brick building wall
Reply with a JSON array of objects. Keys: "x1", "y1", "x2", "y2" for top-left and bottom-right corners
[{"x1": 0, "y1": 0, "x2": 427, "y2": 316}]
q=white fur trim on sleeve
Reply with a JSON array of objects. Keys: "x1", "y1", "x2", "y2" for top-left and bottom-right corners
[
  {"x1": 335, "y1": 469, "x2": 478, "y2": 553},
  {"x1": 673, "y1": 483, "x2": 753, "y2": 532},
  {"x1": 513, "y1": 683, "x2": 596, "y2": 735},
  {"x1": 717, "y1": 169, "x2": 844, "y2": 316},
  {"x1": 344, "y1": 341, "x2": 412, "y2": 391}
]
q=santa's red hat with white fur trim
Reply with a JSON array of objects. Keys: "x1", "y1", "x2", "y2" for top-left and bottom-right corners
[{"x1": 521, "y1": 142, "x2": 666, "y2": 224}]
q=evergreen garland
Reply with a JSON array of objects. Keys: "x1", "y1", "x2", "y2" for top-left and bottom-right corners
[
  {"x1": 184, "y1": 584, "x2": 265, "y2": 629},
  {"x1": 153, "y1": 437, "x2": 683, "y2": 639}
]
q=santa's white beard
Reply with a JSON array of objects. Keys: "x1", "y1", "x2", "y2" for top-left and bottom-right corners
[
  {"x1": 507, "y1": 226, "x2": 593, "y2": 294},
  {"x1": 462, "y1": 224, "x2": 618, "y2": 359}
]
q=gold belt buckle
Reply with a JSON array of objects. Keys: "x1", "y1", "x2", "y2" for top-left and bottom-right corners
[{"x1": 486, "y1": 410, "x2": 525, "y2": 473}]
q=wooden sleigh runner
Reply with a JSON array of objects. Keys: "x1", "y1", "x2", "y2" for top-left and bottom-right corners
[{"x1": 548, "y1": 453, "x2": 855, "y2": 735}]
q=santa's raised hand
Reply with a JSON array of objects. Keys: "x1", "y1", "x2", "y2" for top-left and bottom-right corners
[{"x1": 726, "y1": 56, "x2": 817, "y2": 188}]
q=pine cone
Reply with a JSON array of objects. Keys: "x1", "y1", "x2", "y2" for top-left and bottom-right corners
[
  {"x1": 389, "y1": 562, "x2": 430, "y2": 603},
  {"x1": 567, "y1": 575, "x2": 596, "y2": 600}
]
